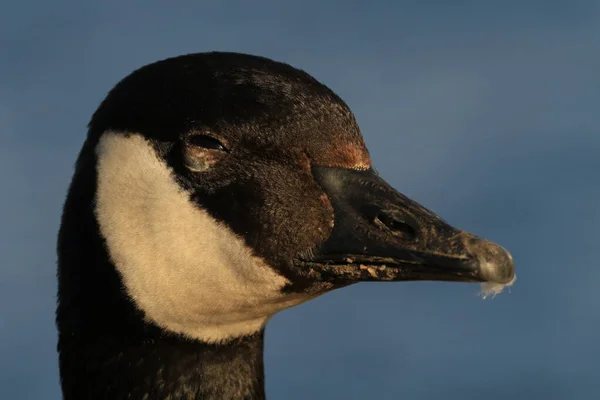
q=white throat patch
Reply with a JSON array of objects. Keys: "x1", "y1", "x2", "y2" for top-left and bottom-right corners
[{"x1": 95, "y1": 132, "x2": 311, "y2": 343}]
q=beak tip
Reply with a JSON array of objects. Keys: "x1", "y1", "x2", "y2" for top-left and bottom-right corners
[
  {"x1": 470, "y1": 239, "x2": 515, "y2": 284},
  {"x1": 480, "y1": 259, "x2": 515, "y2": 285}
]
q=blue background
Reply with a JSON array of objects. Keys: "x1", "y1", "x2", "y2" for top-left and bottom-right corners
[{"x1": 2, "y1": 1, "x2": 599, "y2": 398}]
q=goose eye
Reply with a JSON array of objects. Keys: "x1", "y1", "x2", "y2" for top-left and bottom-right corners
[
  {"x1": 188, "y1": 134, "x2": 227, "y2": 151},
  {"x1": 183, "y1": 134, "x2": 228, "y2": 172}
]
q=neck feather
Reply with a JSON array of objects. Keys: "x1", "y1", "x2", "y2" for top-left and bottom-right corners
[{"x1": 58, "y1": 331, "x2": 266, "y2": 400}]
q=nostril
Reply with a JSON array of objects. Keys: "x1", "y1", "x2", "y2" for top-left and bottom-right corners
[{"x1": 375, "y1": 212, "x2": 417, "y2": 241}]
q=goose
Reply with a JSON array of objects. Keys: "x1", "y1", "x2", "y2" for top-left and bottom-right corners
[{"x1": 56, "y1": 51, "x2": 515, "y2": 400}]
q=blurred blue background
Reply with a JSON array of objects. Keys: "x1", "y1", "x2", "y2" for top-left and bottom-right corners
[{"x1": 1, "y1": 1, "x2": 598, "y2": 399}]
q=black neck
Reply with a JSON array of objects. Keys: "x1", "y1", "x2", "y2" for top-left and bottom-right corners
[
  {"x1": 58, "y1": 331, "x2": 266, "y2": 400},
  {"x1": 57, "y1": 143, "x2": 266, "y2": 399}
]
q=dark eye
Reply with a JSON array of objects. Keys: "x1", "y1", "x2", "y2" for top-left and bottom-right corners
[{"x1": 187, "y1": 134, "x2": 227, "y2": 151}]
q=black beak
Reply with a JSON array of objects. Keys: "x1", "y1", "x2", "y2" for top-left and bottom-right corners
[{"x1": 296, "y1": 166, "x2": 515, "y2": 285}]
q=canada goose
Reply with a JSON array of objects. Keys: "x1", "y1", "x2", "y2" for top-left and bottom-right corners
[{"x1": 57, "y1": 51, "x2": 515, "y2": 400}]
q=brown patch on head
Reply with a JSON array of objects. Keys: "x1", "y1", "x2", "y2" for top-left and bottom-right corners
[
  {"x1": 291, "y1": 99, "x2": 371, "y2": 171},
  {"x1": 320, "y1": 142, "x2": 371, "y2": 170}
]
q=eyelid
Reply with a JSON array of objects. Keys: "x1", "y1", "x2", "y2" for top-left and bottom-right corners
[{"x1": 186, "y1": 134, "x2": 229, "y2": 152}]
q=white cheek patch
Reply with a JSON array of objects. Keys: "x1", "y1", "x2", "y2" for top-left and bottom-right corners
[{"x1": 95, "y1": 131, "x2": 314, "y2": 343}]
